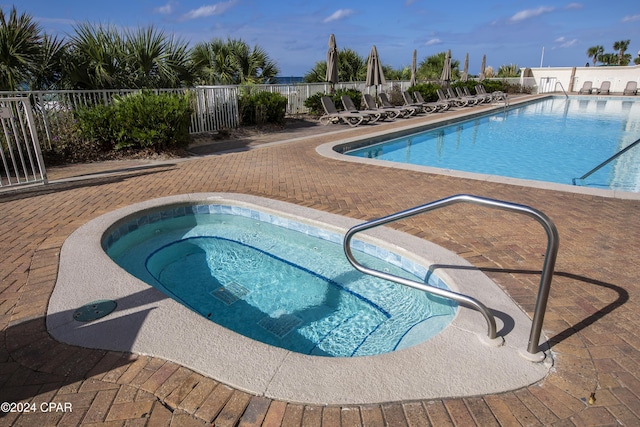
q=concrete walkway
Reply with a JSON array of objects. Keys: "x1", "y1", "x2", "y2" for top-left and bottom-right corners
[{"x1": 1, "y1": 101, "x2": 640, "y2": 426}]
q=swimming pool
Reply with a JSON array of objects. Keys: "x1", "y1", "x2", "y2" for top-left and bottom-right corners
[
  {"x1": 104, "y1": 204, "x2": 457, "y2": 357},
  {"x1": 48, "y1": 193, "x2": 551, "y2": 404},
  {"x1": 344, "y1": 97, "x2": 640, "y2": 192}
]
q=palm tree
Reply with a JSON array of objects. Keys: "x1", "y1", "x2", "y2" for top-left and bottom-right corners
[
  {"x1": 124, "y1": 26, "x2": 191, "y2": 88},
  {"x1": 191, "y1": 39, "x2": 236, "y2": 85},
  {"x1": 302, "y1": 48, "x2": 366, "y2": 83},
  {"x1": 337, "y1": 48, "x2": 367, "y2": 82},
  {"x1": 497, "y1": 64, "x2": 520, "y2": 78},
  {"x1": 0, "y1": 6, "x2": 42, "y2": 91},
  {"x1": 417, "y1": 52, "x2": 460, "y2": 81},
  {"x1": 586, "y1": 45, "x2": 604, "y2": 66},
  {"x1": 598, "y1": 53, "x2": 617, "y2": 66},
  {"x1": 27, "y1": 33, "x2": 66, "y2": 90},
  {"x1": 303, "y1": 60, "x2": 326, "y2": 83},
  {"x1": 65, "y1": 23, "x2": 126, "y2": 89},
  {"x1": 383, "y1": 64, "x2": 406, "y2": 81},
  {"x1": 191, "y1": 38, "x2": 279, "y2": 85},
  {"x1": 613, "y1": 40, "x2": 630, "y2": 65},
  {"x1": 227, "y1": 39, "x2": 278, "y2": 84}
]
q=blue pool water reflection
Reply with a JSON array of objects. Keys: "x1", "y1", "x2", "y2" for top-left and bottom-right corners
[
  {"x1": 104, "y1": 205, "x2": 457, "y2": 357},
  {"x1": 345, "y1": 97, "x2": 640, "y2": 192}
]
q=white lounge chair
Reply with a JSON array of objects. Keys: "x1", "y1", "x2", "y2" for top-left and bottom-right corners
[
  {"x1": 578, "y1": 81, "x2": 593, "y2": 94},
  {"x1": 623, "y1": 81, "x2": 638, "y2": 96},
  {"x1": 319, "y1": 96, "x2": 369, "y2": 127},
  {"x1": 596, "y1": 81, "x2": 610, "y2": 95}
]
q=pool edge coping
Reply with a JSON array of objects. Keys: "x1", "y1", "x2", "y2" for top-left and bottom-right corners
[
  {"x1": 316, "y1": 95, "x2": 640, "y2": 201},
  {"x1": 47, "y1": 192, "x2": 552, "y2": 405}
]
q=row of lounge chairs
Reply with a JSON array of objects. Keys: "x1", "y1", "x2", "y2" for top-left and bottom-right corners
[
  {"x1": 319, "y1": 95, "x2": 409, "y2": 127},
  {"x1": 320, "y1": 85, "x2": 507, "y2": 127},
  {"x1": 578, "y1": 80, "x2": 638, "y2": 95}
]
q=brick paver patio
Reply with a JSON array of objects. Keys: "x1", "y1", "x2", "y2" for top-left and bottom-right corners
[{"x1": 1, "y1": 102, "x2": 639, "y2": 426}]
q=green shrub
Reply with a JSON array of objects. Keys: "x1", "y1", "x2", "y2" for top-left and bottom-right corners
[
  {"x1": 451, "y1": 80, "x2": 482, "y2": 95},
  {"x1": 334, "y1": 88, "x2": 363, "y2": 110},
  {"x1": 384, "y1": 84, "x2": 405, "y2": 106},
  {"x1": 75, "y1": 90, "x2": 193, "y2": 151},
  {"x1": 304, "y1": 92, "x2": 325, "y2": 115},
  {"x1": 238, "y1": 90, "x2": 288, "y2": 126},
  {"x1": 303, "y1": 88, "x2": 364, "y2": 115},
  {"x1": 410, "y1": 83, "x2": 440, "y2": 102},
  {"x1": 480, "y1": 79, "x2": 507, "y2": 93},
  {"x1": 42, "y1": 111, "x2": 107, "y2": 165}
]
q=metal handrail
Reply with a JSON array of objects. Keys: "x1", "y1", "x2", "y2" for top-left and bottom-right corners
[
  {"x1": 573, "y1": 137, "x2": 640, "y2": 185},
  {"x1": 343, "y1": 194, "x2": 559, "y2": 356},
  {"x1": 555, "y1": 81, "x2": 569, "y2": 98}
]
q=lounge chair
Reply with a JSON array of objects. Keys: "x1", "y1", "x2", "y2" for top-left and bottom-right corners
[
  {"x1": 436, "y1": 88, "x2": 458, "y2": 108},
  {"x1": 595, "y1": 81, "x2": 610, "y2": 95},
  {"x1": 379, "y1": 93, "x2": 420, "y2": 116},
  {"x1": 463, "y1": 86, "x2": 491, "y2": 103},
  {"x1": 413, "y1": 91, "x2": 450, "y2": 111},
  {"x1": 438, "y1": 88, "x2": 471, "y2": 107},
  {"x1": 362, "y1": 93, "x2": 406, "y2": 119},
  {"x1": 475, "y1": 84, "x2": 507, "y2": 102},
  {"x1": 319, "y1": 96, "x2": 369, "y2": 127},
  {"x1": 401, "y1": 90, "x2": 434, "y2": 113},
  {"x1": 340, "y1": 95, "x2": 385, "y2": 122},
  {"x1": 623, "y1": 81, "x2": 638, "y2": 95},
  {"x1": 455, "y1": 87, "x2": 482, "y2": 105},
  {"x1": 578, "y1": 81, "x2": 593, "y2": 94}
]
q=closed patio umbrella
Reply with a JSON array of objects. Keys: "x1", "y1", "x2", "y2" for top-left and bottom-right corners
[
  {"x1": 326, "y1": 34, "x2": 339, "y2": 92},
  {"x1": 366, "y1": 45, "x2": 386, "y2": 93},
  {"x1": 479, "y1": 54, "x2": 486, "y2": 81},
  {"x1": 410, "y1": 49, "x2": 417, "y2": 87},
  {"x1": 441, "y1": 49, "x2": 452, "y2": 87},
  {"x1": 461, "y1": 53, "x2": 469, "y2": 82}
]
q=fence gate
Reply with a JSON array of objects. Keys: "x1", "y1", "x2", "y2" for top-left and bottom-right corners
[{"x1": 0, "y1": 97, "x2": 47, "y2": 188}]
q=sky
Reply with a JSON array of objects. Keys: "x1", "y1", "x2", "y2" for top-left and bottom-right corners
[{"x1": 12, "y1": 0, "x2": 640, "y2": 77}]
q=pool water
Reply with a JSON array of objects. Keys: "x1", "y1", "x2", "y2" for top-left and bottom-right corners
[
  {"x1": 105, "y1": 205, "x2": 457, "y2": 357},
  {"x1": 345, "y1": 97, "x2": 640, "y2": 192}
]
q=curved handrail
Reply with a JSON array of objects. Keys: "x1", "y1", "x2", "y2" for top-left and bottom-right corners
[
  {"x1": 555, "y1": 81, "x2": 569, "y2": 98},
  {"x1": 343, "y1": 194, "x2": 559, "y2": 356}
]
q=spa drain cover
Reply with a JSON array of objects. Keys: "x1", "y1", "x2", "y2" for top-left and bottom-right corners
[{"x1": 74, "y1": 300, "x2": 117, "y2": 322}]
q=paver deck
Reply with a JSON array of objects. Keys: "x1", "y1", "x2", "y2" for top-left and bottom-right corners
[{"x1": 1, "y1": 100, "x2": 640, "y2": 426}]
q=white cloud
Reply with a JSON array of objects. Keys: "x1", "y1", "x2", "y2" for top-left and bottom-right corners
[
  {"x1": 36, "y1": 17, "x2": 77, "y2": 26},
  {"x1": 558, "y1": 38, "x2": 578, "y2": 48},
  {"x1": 510, "y1": 6, "x2": 555, "y2": 22},
  {"x1": 182, "y1": 1, "x2": 236, "y2": 20},
  {"x1": 154, "y1": 2, "x2": 174, "y2": 15},
  {"x1": 622, "y1": 14, "x2": 640, "y2": 23},
  {"x1": 565, "y1": 3, "x2": 583, "y2": 10},
  {"x1": 425, "y1": 38, "x2": 442, "y2": 46},
  {"x1": 323, "y1": 9, "x2": 354, "y2": 23}
]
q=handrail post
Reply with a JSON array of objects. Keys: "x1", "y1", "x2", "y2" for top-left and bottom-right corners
[
  {"x1": 342, "y1": 194, "x2": 559, "y2": 360},
  {"x1": 554, "y1": 81, "x2": 569, "y2": 98}
]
